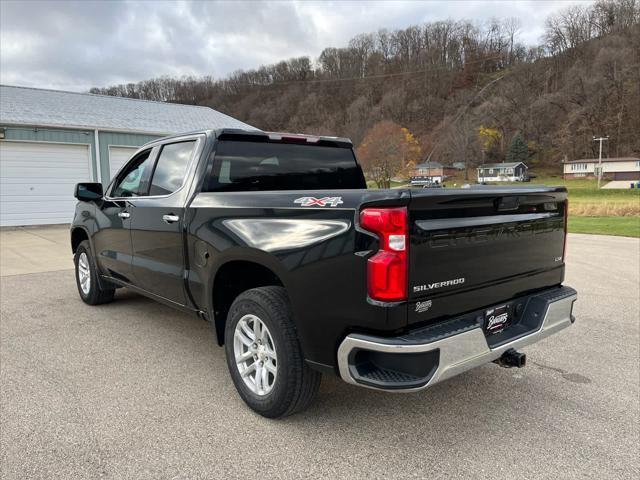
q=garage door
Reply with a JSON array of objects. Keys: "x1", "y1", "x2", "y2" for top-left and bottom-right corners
[
  {"x1": 108, "y1": 146, "x2": 138, "y2": 181},
  {"x1": 0, "y1": 141, "x2": 91, "y2": 226}
]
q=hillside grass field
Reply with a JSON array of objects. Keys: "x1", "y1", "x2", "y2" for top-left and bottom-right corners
[
  {"x1": 528, "y1": 177, "x2": 639, "y2": 237},
  {"x1": 376, "y1": 173, "x2": 640, "y2": 238},
  {"x1": 484, "y1": 175, "x2": 639, "y2": 237},
  {"x1": 534, "y1": 176, "x2": 640, "y2": 216}
]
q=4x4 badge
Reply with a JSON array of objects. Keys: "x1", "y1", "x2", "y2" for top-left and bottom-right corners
[{"x1": 294, "y1": 196, "x2": 343, "y2": 207}]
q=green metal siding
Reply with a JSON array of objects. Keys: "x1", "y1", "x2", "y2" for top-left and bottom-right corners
[
  {"x1": 98, "y1": 131, "x2": 161, "y2": 184},
  {"x1": 1, "y1": 125, "x2": 98, "y2": 180},
  {"x1": 0, "y1": 126, "x2": 162, "y2": 185}
]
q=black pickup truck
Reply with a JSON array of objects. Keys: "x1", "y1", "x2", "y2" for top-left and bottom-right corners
[{"x1": 71, "y1": 129, "x2": 577, "y2": 418}]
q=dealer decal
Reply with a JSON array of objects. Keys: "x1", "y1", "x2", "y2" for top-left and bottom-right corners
[
  {"x1": 487, "y1": 312, "x2": 509, "y2": 330},
  {"x1": 415, "y1": 300, "x2": 433, "y2": 313},
  {"x1": 294, "y1": 196, "x2": 344, "y2": 207}
]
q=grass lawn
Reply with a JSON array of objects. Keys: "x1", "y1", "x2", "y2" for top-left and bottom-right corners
[
  {"x1": 568, "y1": 216, "x2": 640, "y2": 237},
  {"x1": 479, "y1": 176, "x2": 640, "y2": 237},
  {"x1": 560, "y1": 177, "x2": 639, "y2": 237},
  {"x1": 528, "y1": 176, "x2": 640, "y2": 217},
  {"x1": 367, "y1": 179, "x2": 409, "y2": 188},
  {"x1": 368, "y1": 174, "x2": 640, "y2": 237}
]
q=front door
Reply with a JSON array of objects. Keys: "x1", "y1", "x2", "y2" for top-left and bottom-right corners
[
  {"x1": 93, "y1": 148, "x2": 155, "y2": 283},
  {"x1": 130, "y1": 140, "x2": 198, "y2": 305}
]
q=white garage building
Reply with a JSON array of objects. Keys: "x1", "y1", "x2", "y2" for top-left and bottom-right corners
[{"x1": 0, "y1": 85, "x2": 254, "y2": 226}]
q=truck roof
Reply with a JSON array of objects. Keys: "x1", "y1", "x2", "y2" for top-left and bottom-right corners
[{"x1": 143, "y1": 128, "x2": 353, "y2": 148}]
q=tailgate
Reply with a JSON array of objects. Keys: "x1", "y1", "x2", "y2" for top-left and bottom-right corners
[{"x1": 407, "y1": 186, "x2": 567, "y2": 325}]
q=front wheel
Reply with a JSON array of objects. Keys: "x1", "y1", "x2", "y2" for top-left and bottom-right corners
[
  {"x1": 224, "y1": 286, "x2": 321, "y2": 418},
  {"x1": 74, "y1": 240, "x2": 115, "y2": 305}
]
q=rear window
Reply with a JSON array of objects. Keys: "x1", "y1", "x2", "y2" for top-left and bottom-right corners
[{"x1": 204, "y1": 140, "x2": 366, "y2": 192}]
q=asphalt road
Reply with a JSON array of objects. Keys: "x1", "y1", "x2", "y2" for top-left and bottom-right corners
[{"x1": 1, "y1": 233, "x2": 638, "y2": 479}]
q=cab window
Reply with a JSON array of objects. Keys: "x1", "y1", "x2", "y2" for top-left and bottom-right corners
[
  {"x1": 148, "y1": 141, "x2": 196, "y2": 196},
  {"x1": 111, "y1": 149, "x2": 154, "y2": 197}
]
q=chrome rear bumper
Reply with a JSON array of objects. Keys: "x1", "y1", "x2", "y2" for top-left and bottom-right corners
[{"x1": 337, "y1": 286, "x2": 577, "y2": 391}]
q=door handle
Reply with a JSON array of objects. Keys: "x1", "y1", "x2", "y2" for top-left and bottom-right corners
[
  {"x1": 162, "y1": 214, "x2": 180, "y2": 224},
  {"x1": 118, "y1": 211, "x2": 130, "y2": 219}
]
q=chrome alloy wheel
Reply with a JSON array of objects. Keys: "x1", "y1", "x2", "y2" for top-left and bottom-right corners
[
  {"x1": 77, "y1": 252, "x2": 91, "y2": 295},
  {"x1": 233, "y1": 314, "x2": 278, "y2": 396}
]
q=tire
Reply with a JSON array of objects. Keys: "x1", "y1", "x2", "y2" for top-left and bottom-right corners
[
  {"x1": 74, "y1": 240, "x2": 115, "y2": 305},
  {"x1": 224, "y1": 286, "x2": 321, "y2": 418}
]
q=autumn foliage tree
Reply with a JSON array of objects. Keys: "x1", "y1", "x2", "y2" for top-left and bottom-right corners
[
  {"x1": 478, "y1": 125, "x2": 503, "y2": 163},
  {"x1": 356, "y1": 121, "x2": 422, "y2": 188}
]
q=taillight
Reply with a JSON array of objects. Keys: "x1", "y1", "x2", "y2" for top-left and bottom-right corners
[
  {"x1": 562, "y1": 199, "x2": 569, "y2": 261},
  {"x1": 360, "y1": 207, "x2": 408, "y2": 302}
]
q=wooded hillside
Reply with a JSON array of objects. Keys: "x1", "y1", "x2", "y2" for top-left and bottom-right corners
[{"x1": 91, "y1": 0, "x2": 640, "y2": 176}]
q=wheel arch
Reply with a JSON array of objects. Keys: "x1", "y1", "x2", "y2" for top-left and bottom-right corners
[
  {"x1": 71, "y1": 226, "x2": 91, "y2": 254},
  {"x1": 209, "y1": 257, "x2": 288, "y2": 346},
  {"x1": 71, "y1": 225, "x2": 112, "y2": 290}
]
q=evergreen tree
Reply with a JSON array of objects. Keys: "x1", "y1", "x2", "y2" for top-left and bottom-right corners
[{"x1": 506, "y1": 132, "x2": 529, "y2": 163}]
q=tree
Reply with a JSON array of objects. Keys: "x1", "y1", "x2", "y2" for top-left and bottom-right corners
[
  {"x1": 446, "y1": 118, "x2": 476, "y2": 180},
  {"x1": 90, "y1": 0, "x2": 640, "y2": 167},
  {"x1": 506, "y1": 132, "x2": 529, "y2": 163},
  {"x1": 356, "y1": 121, "x2": 422, "y2": 188},
  {"x1": 478, "y1": 125, "x2": 503, "y2": 163}
]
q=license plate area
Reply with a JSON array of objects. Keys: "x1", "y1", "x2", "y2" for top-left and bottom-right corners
[{"x1": 484, "y1": 303, "x2": 513, "y2": 335}]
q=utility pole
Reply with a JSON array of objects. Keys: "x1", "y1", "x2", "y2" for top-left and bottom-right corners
[{"x1": 592, "y1": 136, "x2": 609, "y2": 188}]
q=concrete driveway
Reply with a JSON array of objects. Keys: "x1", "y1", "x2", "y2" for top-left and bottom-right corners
[
  {"x1": 1, "y1": 230, "x2": 638, "y2": 479},
  {"x1": 0, "y1": 226, "x2": 72, "y2": 277}
]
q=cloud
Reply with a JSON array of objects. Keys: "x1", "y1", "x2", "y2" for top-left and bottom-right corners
[{"x1": 0, "y1": 0, "x2": 595, "y2": 91}]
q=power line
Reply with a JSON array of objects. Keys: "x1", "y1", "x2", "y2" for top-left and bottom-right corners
[
  {"x1": 237, "y1": 56, "x2": 503, "y2": 86},
  {"x1": 203, "y1": 55, "x2": 507, "y2": 89}
]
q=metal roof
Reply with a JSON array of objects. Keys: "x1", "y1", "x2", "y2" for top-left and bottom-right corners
[
  {"x1": 0, "y1": 84, "x2": 255, "y2": 135},
  {"x1": 415, "y1": 161, "x2": 443, "y2": 168},
  {"x1": 478, "y1": 162, "x2": 526, "y2": 169}
]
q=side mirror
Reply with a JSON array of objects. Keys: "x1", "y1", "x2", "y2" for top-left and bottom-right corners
[{"x1": 75, "y1": 182, "x2": 103, "y2": 202}]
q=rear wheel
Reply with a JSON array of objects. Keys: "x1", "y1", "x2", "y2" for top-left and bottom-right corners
[
  {"x1": 224, "y1": 286, "x2": 321, "y2": 418},
  {"x1": 74, "y1": 240, "x2": 115, "y2": 305}
]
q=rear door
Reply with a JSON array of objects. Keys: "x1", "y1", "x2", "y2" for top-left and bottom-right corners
[
  {"x1": 407, "y1": 187, "x2": 567, "y2": 324},
  {"x1": 129, "y1": 137, "x2": 201, "y2": 304}
]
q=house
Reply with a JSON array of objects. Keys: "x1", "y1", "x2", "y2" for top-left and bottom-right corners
[
  {"x1": 0, "y1": 85, "x2": 255, "y2": 226},
  {"x1": 410, "y1": 161, "x2": 444, "y2": 185},
  {"x1": 563, "y1": 157, "x2": 640, "y2": 180},
  {"x1": 477, "y1": 162, "x2": 528, "y2": 182},
  {"x1": 443, "y1": 163, "x2": 465, "y2": 176}
]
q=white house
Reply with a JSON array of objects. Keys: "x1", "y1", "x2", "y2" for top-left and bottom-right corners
[
  {"x1": 0, "y1": 85, "x2": 255, "y2": 226},
  {"x1": 477, "y1": 162, "x2": 528, "y2": 182},
  {"x1": 563, "y1": 157, "x2": 640, "y2": 181}
]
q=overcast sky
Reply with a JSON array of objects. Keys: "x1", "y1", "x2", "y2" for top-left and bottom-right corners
[{"x1": 1, "y1": 0, "x2": 594, "y2": 92}]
